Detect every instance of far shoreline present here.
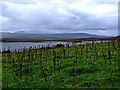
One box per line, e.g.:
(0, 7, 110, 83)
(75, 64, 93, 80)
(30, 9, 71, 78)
(1, 37, 117, 43)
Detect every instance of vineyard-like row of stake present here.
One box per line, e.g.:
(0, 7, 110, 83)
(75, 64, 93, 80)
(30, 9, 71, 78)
(2, 38, 120, 88)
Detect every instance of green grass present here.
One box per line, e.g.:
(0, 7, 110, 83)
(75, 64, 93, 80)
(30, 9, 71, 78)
(1, 41, 120, 88)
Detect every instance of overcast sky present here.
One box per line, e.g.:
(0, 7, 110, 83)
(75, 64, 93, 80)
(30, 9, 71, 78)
(1, 0, 119, 36)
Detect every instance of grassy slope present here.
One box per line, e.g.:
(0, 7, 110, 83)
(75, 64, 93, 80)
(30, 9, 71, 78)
(2, 42, 120, 88)
(0, 53, 2, 89)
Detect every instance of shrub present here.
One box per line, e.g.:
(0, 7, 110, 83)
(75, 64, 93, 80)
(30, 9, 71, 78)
(55, 44, 65, 48)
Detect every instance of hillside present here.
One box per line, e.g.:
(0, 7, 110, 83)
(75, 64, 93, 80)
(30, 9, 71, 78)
(1, 32, 105, 41)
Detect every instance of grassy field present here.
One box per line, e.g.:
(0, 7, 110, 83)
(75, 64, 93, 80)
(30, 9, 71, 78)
(1, 39, 120, 88)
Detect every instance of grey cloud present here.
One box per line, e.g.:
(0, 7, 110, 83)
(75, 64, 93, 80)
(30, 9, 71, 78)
(1, 0, 118, 36)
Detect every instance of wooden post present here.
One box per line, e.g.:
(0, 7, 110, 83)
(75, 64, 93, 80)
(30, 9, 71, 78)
(20, 63, 22, 81)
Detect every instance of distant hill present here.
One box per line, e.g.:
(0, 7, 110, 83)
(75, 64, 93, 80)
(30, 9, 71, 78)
(1, 32, 106, 41)
(115, 35, 120, 38)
